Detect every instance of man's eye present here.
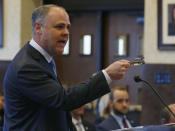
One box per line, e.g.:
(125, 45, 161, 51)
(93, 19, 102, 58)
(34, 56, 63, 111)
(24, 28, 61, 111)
(56, 25, 64, 29)
(67, 25, 70, 30)
(117, 99, 123, 103)
(116, 99, 129, 103)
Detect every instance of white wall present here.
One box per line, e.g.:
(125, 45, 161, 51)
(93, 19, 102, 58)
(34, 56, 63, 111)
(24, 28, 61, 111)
(144, 0, 175, 64)
(0, 0, 42, 60)
(0, 0, 21, 60)
(21, 0, 42, 47)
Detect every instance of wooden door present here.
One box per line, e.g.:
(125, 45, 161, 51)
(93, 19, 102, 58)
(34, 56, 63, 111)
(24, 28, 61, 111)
(103, 11, 144, 104)
(54, 11, 102, 88)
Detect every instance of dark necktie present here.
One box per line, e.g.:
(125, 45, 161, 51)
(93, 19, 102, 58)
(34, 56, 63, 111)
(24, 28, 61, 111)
(50, 59, 57, 77)
(122, 117, 128, 128)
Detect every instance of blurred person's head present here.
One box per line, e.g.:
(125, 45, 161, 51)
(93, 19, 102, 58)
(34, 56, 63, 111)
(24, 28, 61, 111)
(102, 97, 112, 119)
(72, 106, 85, 120)
(110, 86, 129, 116)
(160, 104, 175, 124)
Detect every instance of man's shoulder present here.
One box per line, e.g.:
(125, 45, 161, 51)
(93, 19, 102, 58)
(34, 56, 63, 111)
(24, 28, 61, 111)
(97, 115, 118, 127)
(12, 42, 44, 68)
(96, 115, 120, 131)
(82, 120, 96, 131)
(127, 117, 140, 127)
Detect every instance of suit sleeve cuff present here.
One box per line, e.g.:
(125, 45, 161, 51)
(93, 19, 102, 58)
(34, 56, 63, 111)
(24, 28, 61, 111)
(102, 70, 112, 85)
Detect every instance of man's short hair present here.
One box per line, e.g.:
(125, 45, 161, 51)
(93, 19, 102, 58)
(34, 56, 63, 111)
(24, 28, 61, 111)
(31, 4, 65, 33)
(110, 85, 128, 101)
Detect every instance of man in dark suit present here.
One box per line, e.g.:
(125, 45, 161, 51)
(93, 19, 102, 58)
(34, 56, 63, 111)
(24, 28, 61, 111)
(3, 4, 130, 131)
(72, 105, 96, 131)
(96, 86, 139, 131)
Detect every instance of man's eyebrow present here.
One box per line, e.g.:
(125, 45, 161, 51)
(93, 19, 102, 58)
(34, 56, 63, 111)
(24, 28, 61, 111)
(116, 98, 129, 101)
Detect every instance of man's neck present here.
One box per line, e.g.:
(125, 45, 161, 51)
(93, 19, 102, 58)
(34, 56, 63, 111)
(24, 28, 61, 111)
(113, 109, 126, 117)
(72, 115, 81, 121)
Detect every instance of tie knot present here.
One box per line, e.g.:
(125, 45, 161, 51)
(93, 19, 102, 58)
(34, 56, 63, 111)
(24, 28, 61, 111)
(50, 59, 55, 66)
(76, 122, 81, 125)
(122, 117, 126, 122)
(122, 117, 128, 128)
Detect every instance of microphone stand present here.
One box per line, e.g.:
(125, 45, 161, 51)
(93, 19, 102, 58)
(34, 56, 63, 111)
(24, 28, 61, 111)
(135, 76, 175, 119)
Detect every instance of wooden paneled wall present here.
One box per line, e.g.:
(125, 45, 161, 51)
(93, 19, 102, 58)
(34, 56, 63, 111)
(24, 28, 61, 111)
(43, 0, 144, 11)
(140, 64, 175, 125)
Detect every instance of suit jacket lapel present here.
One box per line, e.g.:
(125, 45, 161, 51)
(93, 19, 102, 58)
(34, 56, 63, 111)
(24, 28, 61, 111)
(110, 115, 122, 129)
(26, 43, 62, 84)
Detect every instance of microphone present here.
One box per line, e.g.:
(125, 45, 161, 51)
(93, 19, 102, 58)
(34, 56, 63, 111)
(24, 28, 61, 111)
(134, 76, 175, 119)
(134, 76, 142, 82)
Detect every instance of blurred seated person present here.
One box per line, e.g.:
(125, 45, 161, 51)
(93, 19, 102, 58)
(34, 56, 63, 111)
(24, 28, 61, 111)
(72, 105, 96, 131)
(0, 92, 4, 127)
(97, 93, 110, 117)
(94, 93, 112, 125)
(96, 86, 139, 131)
(160, 104, 175, 124)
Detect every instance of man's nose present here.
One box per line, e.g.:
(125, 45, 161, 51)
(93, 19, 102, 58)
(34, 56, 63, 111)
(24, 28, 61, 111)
(63, 28, 69, 36)
(122, 101, 128, 106)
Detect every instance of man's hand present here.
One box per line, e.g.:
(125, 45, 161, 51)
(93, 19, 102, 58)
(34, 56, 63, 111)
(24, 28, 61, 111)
(105, 60, 130, 80)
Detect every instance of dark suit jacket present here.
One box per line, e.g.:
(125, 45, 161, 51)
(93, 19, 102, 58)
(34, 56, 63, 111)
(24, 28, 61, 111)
(96, 114, 139, 131)
(3, 43, 110, 131)
(72, 120, 96, 131)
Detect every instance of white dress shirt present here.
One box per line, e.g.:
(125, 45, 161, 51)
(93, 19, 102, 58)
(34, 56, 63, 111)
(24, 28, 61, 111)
(29, 39, 52, 63)
(72, 117, 85, 131)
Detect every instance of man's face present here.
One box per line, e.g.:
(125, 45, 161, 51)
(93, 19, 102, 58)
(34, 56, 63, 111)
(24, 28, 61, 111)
(173, 9, 175, 20)
(39, 7, 70, 56)
(72, 106, 85, 116)
(112, 90, 129, 115)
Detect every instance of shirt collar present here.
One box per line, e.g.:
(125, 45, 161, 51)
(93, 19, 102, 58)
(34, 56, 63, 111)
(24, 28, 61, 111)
(111, 112, 125, 128)
(111, 112, 123, 122)
(111, 112, 132, 128)
(29, 38, 52, 63)
(72, 117, 82, 125)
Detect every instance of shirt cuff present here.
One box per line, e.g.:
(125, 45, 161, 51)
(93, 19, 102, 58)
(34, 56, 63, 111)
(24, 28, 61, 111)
(102, 70, 112, 85)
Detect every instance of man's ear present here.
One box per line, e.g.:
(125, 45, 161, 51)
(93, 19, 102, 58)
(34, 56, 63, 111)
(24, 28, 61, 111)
(33, 22, 42, 35)
(108, 100, 113, 107)
(108, 100, 113, 110)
